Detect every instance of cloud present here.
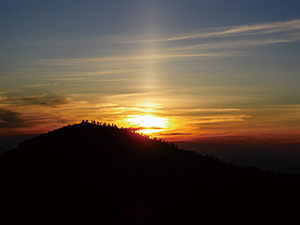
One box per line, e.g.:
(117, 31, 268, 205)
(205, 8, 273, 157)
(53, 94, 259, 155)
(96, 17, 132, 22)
(192, 115, 252, 124)
(0, 109, 26, 128)
(212, 18, 300, 36)
(36, 52, 223, 67)
(160, 132, 192, 136)
(173, 108, 242, 113)
(27, 83, 57, 88)
(122, 18, 300, 43)
(128, 126, 162, 132)
(33, 19, 300, 68)
(164, 37, 300, 53)
(38, 98, 72, 107)
(0, 94, 72, 108)
(0, 96, 7, 101)
(0, 94, 46, 103)
(73, 79, 127, 83)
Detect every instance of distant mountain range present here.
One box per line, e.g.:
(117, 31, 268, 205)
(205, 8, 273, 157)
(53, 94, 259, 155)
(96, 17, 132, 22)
(1, 121, 299, 224)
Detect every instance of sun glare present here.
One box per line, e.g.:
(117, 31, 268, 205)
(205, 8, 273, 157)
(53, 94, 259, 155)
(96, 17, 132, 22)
(127, 115, 168, 128)
(126, 115, 170, 135)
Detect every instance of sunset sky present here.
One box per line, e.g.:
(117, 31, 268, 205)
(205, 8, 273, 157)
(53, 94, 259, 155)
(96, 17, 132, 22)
(0, 0, 299, 161)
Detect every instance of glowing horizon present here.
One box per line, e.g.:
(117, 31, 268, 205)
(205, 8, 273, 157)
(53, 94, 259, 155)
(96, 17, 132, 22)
(126, 114, 170, 134)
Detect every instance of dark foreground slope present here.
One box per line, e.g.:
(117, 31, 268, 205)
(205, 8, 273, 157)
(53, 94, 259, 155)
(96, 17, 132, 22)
(1, 122, 299, 224)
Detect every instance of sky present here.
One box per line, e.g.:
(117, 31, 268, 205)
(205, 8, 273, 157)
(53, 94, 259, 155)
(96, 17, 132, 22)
(0, 0, 300, 172)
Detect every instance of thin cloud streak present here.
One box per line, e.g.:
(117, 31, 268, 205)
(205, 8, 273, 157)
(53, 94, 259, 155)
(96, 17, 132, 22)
(120, 18, 300, 43)
(27, 83, 58, 88)
(164, 37, 300, 53)
(173, 108, 242, 112)
(32, 19, 300, 69)
(36, 53, 224, 66)
(17, 17, 299, 48)
(192, 115, 252, 124)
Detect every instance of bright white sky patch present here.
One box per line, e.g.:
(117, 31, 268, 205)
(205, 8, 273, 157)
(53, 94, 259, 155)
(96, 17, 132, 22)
(127, 115, 169, 128)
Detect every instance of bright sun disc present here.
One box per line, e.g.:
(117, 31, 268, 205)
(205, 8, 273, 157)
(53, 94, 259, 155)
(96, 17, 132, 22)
(127, 115, 169, 129)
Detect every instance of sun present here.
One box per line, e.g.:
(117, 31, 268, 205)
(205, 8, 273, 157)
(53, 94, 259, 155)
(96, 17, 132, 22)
(127, 115, 168, 128)
(126, 115, 169, 134)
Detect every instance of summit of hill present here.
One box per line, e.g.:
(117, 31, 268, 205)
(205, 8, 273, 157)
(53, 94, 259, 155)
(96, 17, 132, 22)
(0, 121, 299, 224)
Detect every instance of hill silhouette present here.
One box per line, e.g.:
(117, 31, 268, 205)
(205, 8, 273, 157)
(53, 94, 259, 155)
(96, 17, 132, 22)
(1, 121, 299, 224)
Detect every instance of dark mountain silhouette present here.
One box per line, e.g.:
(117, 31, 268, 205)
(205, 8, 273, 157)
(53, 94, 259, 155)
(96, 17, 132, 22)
(1, 121, 299, 224)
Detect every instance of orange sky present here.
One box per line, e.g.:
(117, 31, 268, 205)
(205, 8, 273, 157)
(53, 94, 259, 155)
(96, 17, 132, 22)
(0, 1, 299, 149)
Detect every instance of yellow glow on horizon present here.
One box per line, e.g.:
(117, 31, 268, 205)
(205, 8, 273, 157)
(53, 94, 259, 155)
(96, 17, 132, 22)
(126, 114, 170, 135)
(127, 115, 169, 128)
(138, 129, 161, 135)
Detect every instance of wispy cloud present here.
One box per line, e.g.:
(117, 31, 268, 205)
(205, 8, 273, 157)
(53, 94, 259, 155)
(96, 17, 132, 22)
(192, 115, 252, 124)
(163, 36, 300, 53)
(121, 18, 300, 43)
(32, 19, 300, 69)
(173, 108, 242, 113)
(36, 52, 223, 66)
(159, 132, 192, 136)
(27, 83, 57, 88)
(0, 94, 73, 108)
